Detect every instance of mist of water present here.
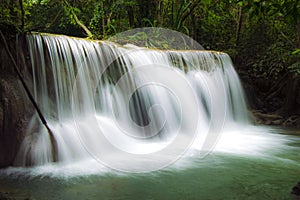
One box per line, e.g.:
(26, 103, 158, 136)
(12, 34, 290, 174)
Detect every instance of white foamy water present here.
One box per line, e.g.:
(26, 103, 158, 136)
(8, 33, 293, 175)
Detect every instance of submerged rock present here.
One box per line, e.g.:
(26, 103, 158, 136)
(0, 191, 32, 200)
(292, 182, 300, 199)
(0, 191, 15, 200)
(251, 110, 300, 128)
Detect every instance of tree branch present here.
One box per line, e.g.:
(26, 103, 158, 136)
(63, 0, 93, 38)
(18, 0, 25, 32)
(176, 0, 200, 30)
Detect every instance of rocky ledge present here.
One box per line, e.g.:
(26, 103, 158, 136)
(251, 110, 300, 129)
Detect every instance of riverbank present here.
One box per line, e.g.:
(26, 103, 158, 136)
(251, 110, 300, 129)
(0, 191, 31, 200)
(239, 68, 300, 130)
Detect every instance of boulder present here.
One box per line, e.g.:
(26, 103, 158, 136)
(292, 182, 300, 195)
(0, 73, 34, 168)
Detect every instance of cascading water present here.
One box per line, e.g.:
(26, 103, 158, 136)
(1, 31, 299, 200)
(12, 33, 288, 173)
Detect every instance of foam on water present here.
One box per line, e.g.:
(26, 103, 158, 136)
(3, 33, 295, 176)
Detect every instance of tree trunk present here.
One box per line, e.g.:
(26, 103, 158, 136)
(101, 1, 106, 37)
(127, 5, 135, 28)
(176, 0, 200, 31)
(155, 0, 163, 26)
(18, 0, 24, 32)
(137, 0, 154, 26)
(297, 19, 300, 49)
(236, 6, 243, 47)
(71, 10, 93, 38)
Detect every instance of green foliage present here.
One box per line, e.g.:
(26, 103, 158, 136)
(0, 0, 21, 33)
(89, 3, 104, 37)
(292, 48, 300, 55)
(109, 28, 182, 50)
(235, 0, 299, 79)
(288, 48, 300, 77)
(191, 0, 237, 51)
(288, 62, 300, 77)
(0, 0, 299, 78)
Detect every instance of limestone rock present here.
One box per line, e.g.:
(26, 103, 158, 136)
(0, 73, 34, 167)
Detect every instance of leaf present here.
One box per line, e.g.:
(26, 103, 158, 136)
(237, 1, 243, 7)
(288, 62, 300, 77)
(292, 49, 300, 55)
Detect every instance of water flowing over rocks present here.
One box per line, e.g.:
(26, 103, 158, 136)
(0, 33, 297, 170)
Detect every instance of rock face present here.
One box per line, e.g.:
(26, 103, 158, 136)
(0, 73, 34, 168)
(0, 38, 34, 168)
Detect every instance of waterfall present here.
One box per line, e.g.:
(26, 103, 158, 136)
(14, 33, 251, 172)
